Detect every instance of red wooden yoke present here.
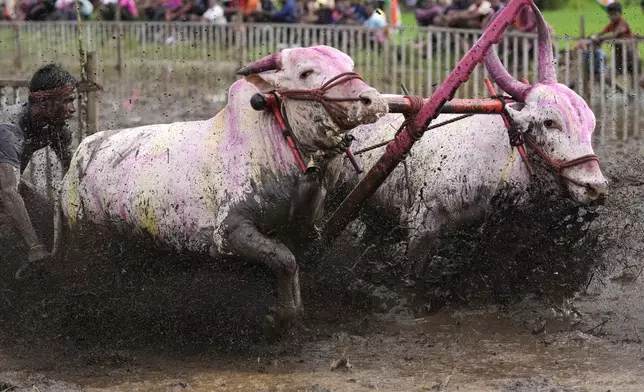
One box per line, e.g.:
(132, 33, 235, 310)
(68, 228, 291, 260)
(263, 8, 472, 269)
(247, 0, 540, 245)
(321, 0, 537, 243)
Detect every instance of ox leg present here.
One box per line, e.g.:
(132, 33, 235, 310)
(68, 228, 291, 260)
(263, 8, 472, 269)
(226, 220, 301, 335)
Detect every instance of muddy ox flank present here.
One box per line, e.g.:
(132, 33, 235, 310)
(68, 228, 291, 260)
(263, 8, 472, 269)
(54, 45, 388, 334)
(339, 3, 608, 271)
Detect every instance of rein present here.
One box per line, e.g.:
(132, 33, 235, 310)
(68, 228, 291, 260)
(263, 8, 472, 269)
(249, 71, 365, 174)
(274, 72, 365, 128)
(523, 133, 600, 188)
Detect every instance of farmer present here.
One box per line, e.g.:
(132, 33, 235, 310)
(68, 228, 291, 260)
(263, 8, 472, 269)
(591, 2, 642, 86)
(0, 63, 77, 280)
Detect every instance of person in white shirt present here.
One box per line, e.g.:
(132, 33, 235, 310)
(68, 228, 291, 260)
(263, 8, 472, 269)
(202, 0, 226, 23)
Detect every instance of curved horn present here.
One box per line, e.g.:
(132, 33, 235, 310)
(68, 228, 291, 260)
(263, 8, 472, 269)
(531, 3, 557, 83)
(483, 9, 531, 101)
(236, 53, 282, 76)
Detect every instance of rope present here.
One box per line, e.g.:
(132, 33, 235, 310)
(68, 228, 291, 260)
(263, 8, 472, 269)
(353, 114, 473, 156)
(275, 72, 365, 128)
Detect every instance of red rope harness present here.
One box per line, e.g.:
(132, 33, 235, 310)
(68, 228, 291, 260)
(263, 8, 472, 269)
(250, 71, 366, 173)
(523, 133, 600, 188)
(484, 79, 600, 188)
(273, 72, 366, 128)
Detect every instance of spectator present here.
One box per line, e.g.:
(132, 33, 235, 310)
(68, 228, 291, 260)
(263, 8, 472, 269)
(348, 0, 368, 23)
(488, 0, 502, 13)
(23, 0, 57, 20)
(414, 0, 445, 27)
(141, 0, 166, 20)
(312, 0, 333, 24)
(298, 0, 320, 23)
(363, 2, 385, 29)
(165, 0, 207, 21)
(440, 0, 467, 15)
(333, 0, 358, 24)
(263, 0, 296, 23)
(590, 2, 641, 82)
(202, 0, 226, 23)
(435, 0, 491, 29)
(99, 0, 137, 20)
(362, 2, 386, 47)
(53, 0, 93, 20)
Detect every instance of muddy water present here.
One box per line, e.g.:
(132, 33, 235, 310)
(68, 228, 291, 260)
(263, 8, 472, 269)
(1, 308, 643, 392)
(2, 92, 644, 392)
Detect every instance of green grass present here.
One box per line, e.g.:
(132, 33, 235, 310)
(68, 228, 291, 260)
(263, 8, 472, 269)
(541, 0, 643, 38)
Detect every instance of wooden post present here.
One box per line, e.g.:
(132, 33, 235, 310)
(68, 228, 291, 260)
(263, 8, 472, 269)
(85, 52, 98, 135)
(234, 7, 245, 70)
(75, 0, 88, 143)
(115, 3, 123, 76)
(579, 15, 585, 39)
(13, 28, 21, 70)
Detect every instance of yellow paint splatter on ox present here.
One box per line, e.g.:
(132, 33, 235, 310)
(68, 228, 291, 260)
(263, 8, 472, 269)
(66, 172, 81, 227)
(135, 196, 159, 238)
(500, 148, 519, 184)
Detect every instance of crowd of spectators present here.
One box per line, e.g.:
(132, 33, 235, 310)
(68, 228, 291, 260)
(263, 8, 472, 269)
(413, 0, 535, 33)
(1, 0, 396, 30)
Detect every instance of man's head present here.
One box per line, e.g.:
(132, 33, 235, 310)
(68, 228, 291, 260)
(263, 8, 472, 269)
(607, 2, 622, 22)
(364, 2, 374, 16)
(28, 63, 77, 127)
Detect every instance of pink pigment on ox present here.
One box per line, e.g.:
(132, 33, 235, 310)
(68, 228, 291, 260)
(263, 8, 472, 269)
(56, 44, 390, 259)
(532, 84, 595, 144)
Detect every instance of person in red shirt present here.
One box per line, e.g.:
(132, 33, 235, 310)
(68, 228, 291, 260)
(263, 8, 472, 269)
(591, 2, 641, 84)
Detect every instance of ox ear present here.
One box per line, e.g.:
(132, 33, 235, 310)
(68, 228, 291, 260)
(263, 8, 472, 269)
(245, 71, 283, 93)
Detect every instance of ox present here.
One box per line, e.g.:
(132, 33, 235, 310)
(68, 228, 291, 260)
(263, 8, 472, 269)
(46, 45, 388, 334)
(338, 3, 609, 281)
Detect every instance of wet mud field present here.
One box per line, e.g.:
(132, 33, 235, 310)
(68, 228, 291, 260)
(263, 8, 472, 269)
(1, 91, 644, 391)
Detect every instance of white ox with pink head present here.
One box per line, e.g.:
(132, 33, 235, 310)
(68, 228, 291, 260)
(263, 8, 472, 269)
(340, 3, 609, 278)
(51, 45, 388, 335)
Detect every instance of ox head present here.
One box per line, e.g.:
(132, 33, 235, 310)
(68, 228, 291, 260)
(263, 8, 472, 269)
(485, 4, 609, 204)
(236, 45, 388, 152)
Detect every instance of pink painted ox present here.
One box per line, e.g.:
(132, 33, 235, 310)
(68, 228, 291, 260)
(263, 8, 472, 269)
(338, 3, 609, 280)
(50, 45, 388, 334)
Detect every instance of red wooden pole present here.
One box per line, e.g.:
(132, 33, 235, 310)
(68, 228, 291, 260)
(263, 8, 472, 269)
(321, 0, 534, 243)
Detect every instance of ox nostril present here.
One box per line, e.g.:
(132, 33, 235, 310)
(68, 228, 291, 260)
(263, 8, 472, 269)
(360, 96, 372, 106)
(586, 182, 609, 201)
(587, 186, 599, 200)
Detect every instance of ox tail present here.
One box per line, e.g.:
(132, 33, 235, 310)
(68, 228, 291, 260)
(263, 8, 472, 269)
(52, 188, 64, 258)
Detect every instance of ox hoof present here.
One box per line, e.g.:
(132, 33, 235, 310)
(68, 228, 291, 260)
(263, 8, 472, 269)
(262, 307, 297, 338)
(15, 245, 52, 280)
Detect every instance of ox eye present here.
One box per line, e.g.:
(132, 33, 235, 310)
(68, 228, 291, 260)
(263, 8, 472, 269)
(544, 120, 557, 129)
(299, 70, 314, 80)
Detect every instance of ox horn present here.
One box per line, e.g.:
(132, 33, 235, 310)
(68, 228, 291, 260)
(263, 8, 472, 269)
(531, 3, 557, 84)
(483, 9, 531, 101)
(236, 53, 282, 76)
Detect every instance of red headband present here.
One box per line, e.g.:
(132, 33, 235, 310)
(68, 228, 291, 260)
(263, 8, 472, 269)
(29, 85, 76, 101)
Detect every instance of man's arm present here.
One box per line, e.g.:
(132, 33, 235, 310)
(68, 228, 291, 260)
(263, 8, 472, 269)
(0, 163, 41, 248)
(594, 22, 627, 42)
